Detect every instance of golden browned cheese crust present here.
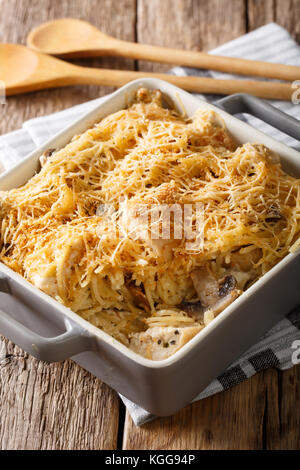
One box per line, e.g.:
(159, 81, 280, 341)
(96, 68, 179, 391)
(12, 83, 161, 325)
(0, 88, 299, 359)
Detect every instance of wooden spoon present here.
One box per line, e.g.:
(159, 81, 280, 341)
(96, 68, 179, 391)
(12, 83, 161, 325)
(0, 43, 293, 100)
(27, 18, 300, 82)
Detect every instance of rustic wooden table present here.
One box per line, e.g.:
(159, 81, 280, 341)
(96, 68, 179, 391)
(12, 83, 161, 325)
(0, 0, 299, 450)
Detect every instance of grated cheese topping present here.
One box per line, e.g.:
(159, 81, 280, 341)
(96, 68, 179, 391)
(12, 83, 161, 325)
(0, 88, 299, 357)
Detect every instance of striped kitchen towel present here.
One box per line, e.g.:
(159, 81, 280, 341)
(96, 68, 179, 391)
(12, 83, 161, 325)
(0, 23, 300, 425)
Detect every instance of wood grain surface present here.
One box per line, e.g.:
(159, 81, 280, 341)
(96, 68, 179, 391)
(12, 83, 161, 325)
(0, 0, 137, 451)
(0, 0, 299, 450)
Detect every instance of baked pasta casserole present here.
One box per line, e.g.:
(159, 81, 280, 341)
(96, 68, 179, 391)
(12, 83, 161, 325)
(0, 89, 299, 360)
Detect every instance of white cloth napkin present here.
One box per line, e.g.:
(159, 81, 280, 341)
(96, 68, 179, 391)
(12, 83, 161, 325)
(0, 23, 300, 426)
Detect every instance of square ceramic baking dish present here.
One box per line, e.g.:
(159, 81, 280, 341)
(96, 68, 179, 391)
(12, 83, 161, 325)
(0, 79, 300, 417)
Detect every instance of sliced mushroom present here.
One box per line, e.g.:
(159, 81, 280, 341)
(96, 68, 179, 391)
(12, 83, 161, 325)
(209, 289, 240, 316)
(127, 282, 150, 312)
(179, 300, 204, 322)
(265, 204, 283, 224)
(39, 148, 56, 168)
(190, 266, 219, 307)
(180, 300, 203, 315)
(219, 275, 237, 297)
(191, 267, 240, 319)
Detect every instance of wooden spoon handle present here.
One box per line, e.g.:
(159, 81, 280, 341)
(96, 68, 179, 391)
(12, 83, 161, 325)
(106, 40, 300, 82)
(70, 67, 292, 101)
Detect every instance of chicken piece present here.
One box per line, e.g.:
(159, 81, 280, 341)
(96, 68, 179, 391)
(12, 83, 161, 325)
(51, 185, 75, 215)
(230, 248, 261, 272)
(146, 180, 179, 205)
(147, 238, 178, 261)
(121, 197, 179, 260)
(27, 237, 84, 301)
(157, 272, 194, 306)
(29, 262, 58, 298)
(226, 248, 261, 290)
(229, 269, 254, 290)
(55, 237, 84, 298)
(136, 88, 162, 105)
(123, 180, 181, 260)
(129, 325, 203, 361)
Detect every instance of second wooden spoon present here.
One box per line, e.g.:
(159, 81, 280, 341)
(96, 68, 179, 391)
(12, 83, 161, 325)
(0, 43, 293, 100)
(27, 18, 300, 82)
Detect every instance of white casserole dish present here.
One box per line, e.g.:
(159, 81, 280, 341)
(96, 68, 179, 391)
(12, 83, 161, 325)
(0, 78, 300, 416)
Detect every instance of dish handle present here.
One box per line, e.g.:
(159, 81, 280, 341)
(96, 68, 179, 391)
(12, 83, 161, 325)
(215, 93, 300, 141)
(0, 274, 94, 362)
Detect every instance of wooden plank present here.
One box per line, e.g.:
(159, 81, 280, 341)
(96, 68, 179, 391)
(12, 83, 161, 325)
(123, 370, 279, 450)
(124, 0, 300, 450)
(0, 0, 137, 133)
(136, 0, 247, 73)
(247, 0, 300, 450)
(266, 366, 300, 449)
(1, 0, 299, 451)
(247, 0, 275, 30)
(275, 0, 300, 42)
(124, 0, 256, 450)
(0, 337, 120, 450)
(0, 0, 137, 450)
(248, 0, 300, 40)
(123, 366, 300, 449)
